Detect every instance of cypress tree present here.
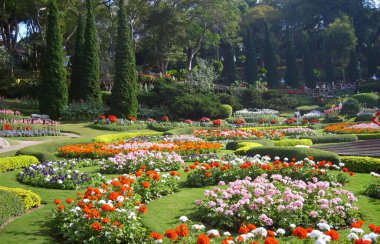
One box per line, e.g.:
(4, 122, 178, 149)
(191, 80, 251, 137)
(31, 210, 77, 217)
(347, 48, 360, 82)
(39, 0, 68, 119)
(69, 14, 85, 101)
(284, 32, 299, 88)
(324, 43, 336, 83)
(303, 33, 316, 88)
(263, 23, 279, 88)
(244, 27, 258, 85)
(109, 0, 138, 117)
(82, 0, 101, 103)
(221, 40, 236, 84)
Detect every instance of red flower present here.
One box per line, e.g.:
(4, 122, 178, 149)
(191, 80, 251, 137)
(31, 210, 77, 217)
(238, 225, 249, 234)
(264, 237, 279, 244)
(65, 198, 73, 204)
(259, 119, 265, 124)
(101, 217, 110, 224)
(351, 220, 365, 228)
(98, 115, 106, 120)
(349, 171, 354, 176)
(342, 167, 349, 172)
(57, 205, 65, 211)
(142, 181, 150, 188)
(325, 230, 339, 241)
(150, 232, 163, 240)
(355, 239, 372, 244)
(270, 119, 277, 124)
(292, 227, 308, 239)
(197, 234, 210, 244)
(91, 222, 102, 231)
(164, 229, 178, 241)
(128, 116, 137, 121)
(108, 115, 117, 123)
(175, 224, 189, 237)
(138, 205, 147, 214)
(53, 199, 61, 205)
(161, 115, 169, 122)
(212, 119, 222, 126)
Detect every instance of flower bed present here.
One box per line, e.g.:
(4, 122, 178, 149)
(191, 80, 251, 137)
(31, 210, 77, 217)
(324, 122, 380, 134)
(18, 159, 105, 190)
(0, 118, 61, 137)
(279, 127, 316, 137)
(185, 155, 350, 187)
(162, 135, 203, 142)
(58, 141, 222, 158)
(192, 129, 284, 141)
(194, 174, 360, 230)
(52, 170, 180, 243)
(100, 151, 185, 173)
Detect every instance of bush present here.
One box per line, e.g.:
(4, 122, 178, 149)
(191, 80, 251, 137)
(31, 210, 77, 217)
(217, 93, 243, 110)
(221, 104, 233, 118)
(0, 156, 39, 173)
(101, 91, 111, 106)
(355, 113, 373, 122)
(15, 149, 57, 162)
(340, 156, 380, 173)
(94, 131, 163, 143)
(363, 176, 380, 199)
(62, 101, 104, 121)
(226, 139, 274, 150)
(164, 127, 195, 135)
(274, 139, 313, 147)
(0, 186, 41, 210)
(301, 134, 358, 144)
(323, 117, 344, 123)
(91, 123, 147, 132)
(234, 142, 263, 155)
(359, 81, 380, 93)
(0, 190, 25, 226)
(295, 105, 320, 114)
(352, 93, 379, 108)
(243, 146, 340, 164)
(356, 134, 380, 140)
(341, 99, 361, 118)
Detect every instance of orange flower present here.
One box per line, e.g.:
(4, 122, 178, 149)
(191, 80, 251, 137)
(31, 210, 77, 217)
(138, 205, 147, 214)
(164, 229, 178, 241)
(349, 171, 354, 176)
(101, 217, 110, 224)
(150, 232, 163, 240)
(292, 227, 307, 239)
(170, 171, 176, 176)
(142, 181, 150, 188)
(197, 234, 210, 244)
(175, 224, 189, 237)
(65, 198, 73, 204)
(325, 230, 339, 241)
(91, 222, 102, 232)
(267, 230, 276, 237)
(351, 220, 365, 228)
(236, 235, 245, 242)
(53, 199, 61, 205)
(204, 172, 211, 178)
(238, 225, 249, 234)
(264, 237, 279, 244)
(57, 205, 65, 211)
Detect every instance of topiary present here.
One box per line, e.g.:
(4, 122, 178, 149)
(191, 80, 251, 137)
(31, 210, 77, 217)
(220, 104, 233, 118)
(274, 139, 313, 147)
(341, 99, 361, 118)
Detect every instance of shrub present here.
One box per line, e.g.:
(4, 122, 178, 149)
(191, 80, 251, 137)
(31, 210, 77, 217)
(217, 93, 243, 110)
(91, 123, 147, 132)
(356, 133, 380, 140)
(0, 186, 41, 210)
(355, 113, 374, 122)
(164, 127, 195, 135)
(62, 101, 104, 121)
(0, 156, 39, 173)
(363, 175, 380, 199)
(226, 139, 274, 150)
(295, 105, 320, 114)
(341, 99, 361, 118)
(15, 149, 57, 162)
(0, 190, 25, 226)
(301, 134, 358, 144)
(221, 104, 233, 118)
(274, 139, 313, 147)
(340, 156, 380, 173)
(352, 93, 379, 108)
(94, 131, 163, 143)
(234, 142, 263, 155)
(243, 147, 340, 164)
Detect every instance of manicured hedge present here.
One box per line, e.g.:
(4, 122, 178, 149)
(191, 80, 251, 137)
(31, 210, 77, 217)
(226, 139, 274, 150)
(243, 147, 340, 164)
(274, 139, 313, 147)
(91, 123, 147, 131)
(301, 134, 358, 144)
(0, 156, 39, 173)
(15, 149, 57, 162)
(0, 186, 41, 210)
(0, 190, 25, 226)
(234, 142, 263, 155)
(340, 156, 380, 173)
(355, 134, 380, 140)
(94, 131, 163, 143)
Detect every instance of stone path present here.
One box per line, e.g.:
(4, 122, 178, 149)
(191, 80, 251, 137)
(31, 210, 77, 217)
(313, 139, 380, 158)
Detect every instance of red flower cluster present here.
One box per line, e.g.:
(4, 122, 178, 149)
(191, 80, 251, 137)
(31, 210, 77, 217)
(108, 115, 117, 123)
(234, 119, 246, 125)
(128, 116, 137, 121)
(161, 115, 169, 122)
(212, 119, 222, 126)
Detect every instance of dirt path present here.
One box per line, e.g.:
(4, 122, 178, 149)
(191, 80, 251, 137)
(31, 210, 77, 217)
(0, 132, 80, 154)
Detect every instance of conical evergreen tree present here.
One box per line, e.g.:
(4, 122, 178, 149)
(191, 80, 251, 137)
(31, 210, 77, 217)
(221, 40, 236, 84)
(39, 0, 68, 119)
(284, 32, 299, 88)
(303, 33, 316, 88)
(69, 14, 85, 101)
(82, 0, 101, 103)
(110, 0, 138, 117)
(263, 23, 279, 88)
(347, 48, 361, 82)
(244, 27, 258, 85)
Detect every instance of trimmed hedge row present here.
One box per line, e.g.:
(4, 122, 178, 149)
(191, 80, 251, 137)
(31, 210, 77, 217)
(0, 186, 41, 210)
(15, 149, 57, 162)
(0, 190, 25, 226)
(0, 156, 39, 173)
(301, 134, 358, 144)
(234, 142, 263, 155)
(340, 156, 380, 173)
(274, 139, 313, 147)
(226, 139, 274, 150)
(91, 123, 147, 131)
(94, 131, 163, 143)
(355, 134, 380, 140)
(243, 147, 340, 164)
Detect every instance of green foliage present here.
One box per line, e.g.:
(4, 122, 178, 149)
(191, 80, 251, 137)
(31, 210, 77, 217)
(234, 142, 263, 155)
(302, 134, 358, 144)
(62, 101, 104, 121)
(82, 0, 101, 103)
(109, 0, 138, 117)
(356, 134, 380, 140)
(226, 139, 274, 150)
(91, 123, 147, 132)
(363, 177, 380, 199)
(15, 149, 57, 162)
(221, 104, 233, 118)
(359, 81, 380, 93)
(244, 27, 258, 84)
(341, 99, 361, 118)
(94, 131, 163, 143)
(302, 33, 316, 88)
(243, 146, 340, 164)
(239, 88, 298, 110)
(0, 186, 41, 210)
(0, 156, 39, 173)
(274, 139, 313, 147)
(0, 190, 25, 226)
(284, 33, 299, 88)
(296, 105, 320, 114)
(263, 24, 279, 88)
(355, 113, 373, 122)
(39, 0, 68, 119)
(352, 93, 379, 108)
(340, 156, 380, 173)
(217, 93, 243, 111)
(69, 15, 85, 101)
(221, 41, 236, 84)
(347, 49, 361, 82)
(190, 58, 218, 91)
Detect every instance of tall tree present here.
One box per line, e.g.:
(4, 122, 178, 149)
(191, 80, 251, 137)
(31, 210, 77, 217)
(284, 32, 299, 87)
(347, 49, 361, 82)
(302, 33, 316, 88)
(221, 40, 237, 84)
(69, 15, 85, 101)
(263, 23, 279, 88)
(324, 43, 336, 83)
(244, 26, 258, 84)
(82, 0, 101, 103)
(109, 0, 138, 117)
(39, 0, 68, 119)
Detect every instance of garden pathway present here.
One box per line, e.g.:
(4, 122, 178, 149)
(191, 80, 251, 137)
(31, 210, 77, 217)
(313, 139, 380, 158)
(0, 133, 80, 154)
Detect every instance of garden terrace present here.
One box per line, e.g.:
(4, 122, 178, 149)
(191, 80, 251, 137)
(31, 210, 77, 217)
(314, 139, 380, 158)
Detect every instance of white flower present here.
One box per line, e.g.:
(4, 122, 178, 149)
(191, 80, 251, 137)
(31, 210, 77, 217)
(58, 180, 63, 184)
(314, 238, 327, 244)
(347, 233, 359, 241)
(317, 222, 331, 231)
(276, 228, 285, 235)
(290, 224, 296, 228)
(116, 196, 124, 202)
(223, 231, 231, 236)
(154, 240, 163, 243)
(252, 227, 267, 237)
(191, 224, 205, 231)
(308, 230, 323, 239)
(284, 157, 288, 161)
(339, 163, 345, 167)
(364, 232, 378, 241)
(274, 156, 280, 160)
(98, 199, 106, 205)
(350, 228, 364, 234)
(206, 229, 220, 237)
(179, 216, 188, 222)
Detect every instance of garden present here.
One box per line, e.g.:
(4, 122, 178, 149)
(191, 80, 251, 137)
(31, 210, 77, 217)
(1, 0, 380, 243)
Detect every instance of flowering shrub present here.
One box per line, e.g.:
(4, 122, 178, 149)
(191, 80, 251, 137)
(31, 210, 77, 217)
(279, 127, 316, 137)
(52, 170, 180, 243)
(100, 151, 185, 173)
(199, 117, 211, 122)
(195, 174, 360, 230)
(363, 172, 380, 199)
(192, 129, 284, 141)
(233, 119, 246, 125)
(185, 155, 349, 187)
(161, 115, 169, 122)
(324, 122, 380, 134)
(18, 159, 105, 190)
